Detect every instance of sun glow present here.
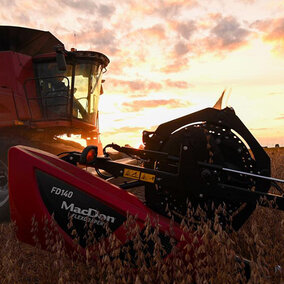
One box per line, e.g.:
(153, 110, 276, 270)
(3, 0, 283, 148)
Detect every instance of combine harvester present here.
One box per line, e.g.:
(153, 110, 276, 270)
(4, 26, 284, 277)
(0, 26, 109, 220)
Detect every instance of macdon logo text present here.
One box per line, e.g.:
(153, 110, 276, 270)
(61, 201, 116, 224)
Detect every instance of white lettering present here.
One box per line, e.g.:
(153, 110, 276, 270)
(88, 208, 98, 218)
(50, 187, 73, 198)
(60, 201, 116, 225)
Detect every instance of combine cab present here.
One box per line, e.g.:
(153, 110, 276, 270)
(0, 26, 109, 220)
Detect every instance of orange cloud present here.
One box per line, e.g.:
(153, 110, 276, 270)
(127, 0, 197, 18)
(122, 99, 190, 112)
(169, 20, 197, 40)
(164, 79, 191, 88)
(105, 78, 191, 94)
(105, 78, 162, 94)
(252, 18, 284, 53)
(160, 58, 189, 73)
(276, 115, 284, 120)
(137, 25, 166, 40)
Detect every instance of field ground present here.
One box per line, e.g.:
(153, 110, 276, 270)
(0, 147, 283, 283)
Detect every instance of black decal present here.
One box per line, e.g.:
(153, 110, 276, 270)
(36, 170, 126, 247)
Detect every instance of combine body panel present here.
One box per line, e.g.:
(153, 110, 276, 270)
(0, 51, 36, 123)
(0, 26, 109, 220)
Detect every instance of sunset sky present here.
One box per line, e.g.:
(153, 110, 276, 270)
(1, 0, 284, 147)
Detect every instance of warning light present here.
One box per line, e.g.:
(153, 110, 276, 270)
(80, 146, 98, 165)
(86, 149, 96, 164)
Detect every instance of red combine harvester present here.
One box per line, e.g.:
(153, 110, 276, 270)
(0, 26, 109, 220)
(3, 26, 284, 279)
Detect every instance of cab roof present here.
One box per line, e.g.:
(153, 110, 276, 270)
(0, 26, 64, 56)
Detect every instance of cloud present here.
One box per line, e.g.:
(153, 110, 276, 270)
(122, 24, 166, 44)
(98, 4, 116, 17)
(164, 79, 191, 89)
(105, 78, 163, 94)
(171, 20, 197, 40)
(207, 16, 250, 51)
(1, 0, 15, 7)
(156, 0, 198, 18)
(237, 0, 256, 3)
(62, 28, 119, 55)
(249, 128, 269, 131)
(174, 41, 190, 56)
(127, 0, 197, 18)
(160, 58, 189, 73)
(60, 0, 97, 12)
(122, 99, 190, 112)
(105, 78, 190, 94)
(148, 82, 164, 91)
(252, 18, 284, 52)
(139, 25, 166, 40)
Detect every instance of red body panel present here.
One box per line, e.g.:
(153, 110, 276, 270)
(0, 52, 33, 122)
(8, 146, 193, 257)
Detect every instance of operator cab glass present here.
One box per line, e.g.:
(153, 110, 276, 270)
(73, 62, 103, 124)
(34, 59, 103, 124)
(35, 62, 71, 120)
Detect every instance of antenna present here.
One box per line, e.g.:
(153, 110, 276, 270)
(73, 33, 77, 48)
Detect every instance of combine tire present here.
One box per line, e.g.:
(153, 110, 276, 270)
(0, 159, 9, 222)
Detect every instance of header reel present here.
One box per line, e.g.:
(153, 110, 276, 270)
(62, 107, 284, 231)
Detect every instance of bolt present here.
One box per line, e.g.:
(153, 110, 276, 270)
(69, 156, 73, 160)
(199, 194, 203, 198)
(159, 140, 163, 144)
(183, 146, 188, 151)
(120, 170, 123, 174)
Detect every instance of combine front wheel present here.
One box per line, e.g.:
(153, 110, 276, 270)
(0, 159, 9, 222)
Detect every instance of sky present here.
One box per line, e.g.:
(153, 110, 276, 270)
(1, 0, 284, 147)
